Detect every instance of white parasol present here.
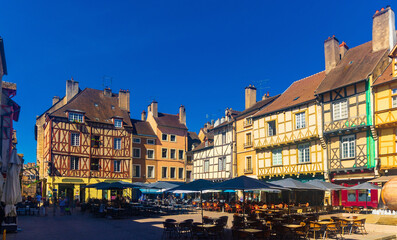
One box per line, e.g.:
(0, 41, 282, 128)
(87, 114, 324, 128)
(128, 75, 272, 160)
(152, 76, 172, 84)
(1, 149, 22, 217)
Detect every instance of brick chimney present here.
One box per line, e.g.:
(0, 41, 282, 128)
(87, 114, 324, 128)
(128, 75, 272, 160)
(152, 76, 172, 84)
(339, 41, 349, 59)
(65, 79, 79, 103)
(141, 110, 146, 121)
(324, 36, 340, 74)
(118, 89, 130, 112)
(245, 85, 257, 109)
(179, 105, 186, 125)
(52, 96, 60, 105)
(149, 101, 158, 118)
(104, 87, 112, 97)
(373, 7, 396, 52)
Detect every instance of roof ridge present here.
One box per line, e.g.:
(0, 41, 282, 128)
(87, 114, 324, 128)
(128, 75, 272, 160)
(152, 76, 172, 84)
(293, 70, 326, 84)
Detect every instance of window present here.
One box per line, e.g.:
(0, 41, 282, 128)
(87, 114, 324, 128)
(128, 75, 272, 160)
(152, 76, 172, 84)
(147, 149, 154, 159)
(245, 118, 252, 126)
(347, 190, 357, 202)
(162, 134, 168, 141)
(222, 132, 226, 144)
(170, 167, 176, 179)
(204, 160, 209, 172)
(246, 156, 252, 170)
(162, 148, 168, 158)
(70, 156, 79, 170)
(114, 119, 123, 128)
(91, 135, 100, 148)
(298, 143, 310, 163)
(333, 99, 348, 120)
(114, 160, 121, 172)
(218, 157, 226, 171)
(133, 165, 141, 177)
(272, 149, 282, 166)
(178, 150, 184, 160)
(90, 158, 100, 171)
(69, 112, 84, 123)
(71, 133, 80, 146)
(133, 138, 141, 143)
(358, 190, 371, 202)
(178, 168, 183, 179)
(133, 148, 141, 158)
(170, 135, 176, 142)
(147, 139, 155, 145)
(341, 135, 355, 159)
(392, 89, 397, 108)
(147, 166, 155, 178)
(268, 121, 276, 136)
(245, 133, 252, 146)
(162, 167, 168, 178)
(170, 149, 176, 159)
(295, 112, 306, 129)
(114, 138, 121, 150)
(186, 171, 191, 180)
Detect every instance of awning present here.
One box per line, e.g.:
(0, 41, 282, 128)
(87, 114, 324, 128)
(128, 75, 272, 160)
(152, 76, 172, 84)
(332, 173, 375, 181)
(368, 175, 397, 183)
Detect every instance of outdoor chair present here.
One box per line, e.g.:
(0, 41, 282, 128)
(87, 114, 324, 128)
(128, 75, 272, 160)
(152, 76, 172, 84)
(207, 225, 224, 240)
(165, 218, 177, 223)
(219, 216, 228, 227)
(178, 221, 193, 239)
(162, 222, 179, 240)
(344, 207, 353, 213)
(352, 219, 367, 235)
(308, 221, 322, 240)
(295, 222, 310, 240)
(192, 223, 207, 240)
(352, 206, 361, 214)
(323, 222, 342, 240)
(212, 203, 221, 212)
(338, 219, 351, 235)
(224, 203, 233, 213)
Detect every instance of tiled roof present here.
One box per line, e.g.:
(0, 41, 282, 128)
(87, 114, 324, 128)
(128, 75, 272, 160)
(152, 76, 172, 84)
(188, 131, 201, 151)
(316, 41, 388, 94)
(155, 112, 187, 129)
(254, 71, 325, 117)
(2, 81, 16, 90)
(235, 95, 280, 120)
(192, 141, 214, 152)
(50, 88, 132, 126)
(131, 119, 156, 136)
(373, 63, 395, 86)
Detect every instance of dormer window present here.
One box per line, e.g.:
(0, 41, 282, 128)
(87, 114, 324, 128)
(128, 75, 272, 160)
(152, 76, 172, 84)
(69, 112, 84, 123)
(114, 119, 123, 128)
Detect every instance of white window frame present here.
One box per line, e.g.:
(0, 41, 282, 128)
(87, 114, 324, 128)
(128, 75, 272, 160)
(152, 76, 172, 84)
(162, 134, 168, 141)
(162, 167, 168, 178)
(133, 138, 141, 144)
(298, 143, 310, 163)
(114, 119, 123, 128)
(268, 121, 276, 136)
(147, 165, 155, 178)
(170, 167, 176, 179)
(133, 164, 141, 178)
(114, 138, 121, 150)
(272, 149, 282, 166)
(218, 158, 224, 171)
(133, 148, 141, 158)
(162, 148, 168, 159)
(341, 135, 355, 159)
(70, 156, 79, 170)
(147, 139, 155, 145)
(170, 149, 176, 159)
(178, 168, 184, 179)
(68, 112, 84, 123)
(333, 99, 348, 121)
(221, 132, 226, 144)
(114, 160, 121, 172)
(392, 89, 397, 108)
(295, 112, 306, 129)
(170, 134, 176, 142)
(204, 160, 209, 173)
(71, 133, 80, 146)
(147, 149, 155, 159)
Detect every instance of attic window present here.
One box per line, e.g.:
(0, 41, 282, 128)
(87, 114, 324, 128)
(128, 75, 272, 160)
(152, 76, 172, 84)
(114, 119, 123, 128)
(94, 103, 98, 107)
(69, 112, 84, 123)
(111, 105, 115, 110)
(349, 61, 353, 65)
(293, 97, 300, 101)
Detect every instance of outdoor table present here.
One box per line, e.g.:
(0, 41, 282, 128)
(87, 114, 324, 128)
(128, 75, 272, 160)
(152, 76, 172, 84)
(196, 224, 216, 229)
(239, 228, 262, 233)
(339, 217, 366, 234)
(316, 221, 333, 239)
(283, 224, 302, 229)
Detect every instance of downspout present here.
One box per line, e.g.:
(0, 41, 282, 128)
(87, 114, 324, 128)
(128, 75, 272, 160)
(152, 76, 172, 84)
(233, 120, 237, 178)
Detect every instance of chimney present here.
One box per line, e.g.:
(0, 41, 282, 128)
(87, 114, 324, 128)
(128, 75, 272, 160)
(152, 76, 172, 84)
(52, 96, 60, 105)
(339, 42, 349, 59)
(245, 85, 257, 109)
(179, 105, 186, 125)
(104, 87, 112, 97)
(65, 79, 79, 103)
(141, 110, 146, 121)
(373, 7, 396, 52)
(324, 36, 340, 74)
(149, 101, 158, 118)
(118, 89, 130, 112)
(262, 91, 270, 100)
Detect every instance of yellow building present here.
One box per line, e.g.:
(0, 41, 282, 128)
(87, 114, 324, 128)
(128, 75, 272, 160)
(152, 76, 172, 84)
(235, 85, 279, 178)
(253, 72, 327, 181)
(372, 45, 397, 181)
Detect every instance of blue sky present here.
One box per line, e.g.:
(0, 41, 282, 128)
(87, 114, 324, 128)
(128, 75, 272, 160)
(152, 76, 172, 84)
(0, 1, 393, 163)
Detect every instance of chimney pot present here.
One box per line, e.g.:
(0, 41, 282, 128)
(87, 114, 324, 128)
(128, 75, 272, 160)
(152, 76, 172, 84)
(245, 85, 257, 109)
(141, 110, 146, 121)
(52, 96, 60, 105)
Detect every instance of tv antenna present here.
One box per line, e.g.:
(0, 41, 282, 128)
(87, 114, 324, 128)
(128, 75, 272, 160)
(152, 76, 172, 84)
(253, 79, 270, 99)
(102, 75, 113, 89)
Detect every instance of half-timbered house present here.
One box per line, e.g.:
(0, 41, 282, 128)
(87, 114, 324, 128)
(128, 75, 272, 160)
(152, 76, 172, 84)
(235, 85, 279, 178)
(36, 80, 133, 201)
(315, 7, 395, 207)
(253, 72, 326, 181)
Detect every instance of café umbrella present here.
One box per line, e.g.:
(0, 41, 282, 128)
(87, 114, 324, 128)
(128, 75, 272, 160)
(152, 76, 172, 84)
(167, 179, 217, 222)
(1, 149, 22, 217)
(306, 179, 346, 190)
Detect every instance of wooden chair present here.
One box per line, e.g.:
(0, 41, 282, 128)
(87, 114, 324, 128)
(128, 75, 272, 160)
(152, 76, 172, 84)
(352, 219, 367, 235)
(224, 203, 233, 213)
(235, 204, 243, 214)
(324, 222, 342, 240)
(352, 206, 361, 214)
(212, 202, 221, 212)
(308, 221, 321, 240)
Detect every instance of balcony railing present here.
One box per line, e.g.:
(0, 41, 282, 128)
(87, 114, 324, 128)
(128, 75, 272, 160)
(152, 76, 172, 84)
(244, 168, 253, 174)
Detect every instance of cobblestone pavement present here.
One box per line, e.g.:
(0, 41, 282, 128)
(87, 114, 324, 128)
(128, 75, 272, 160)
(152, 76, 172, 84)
(3, 208, 397, 240)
